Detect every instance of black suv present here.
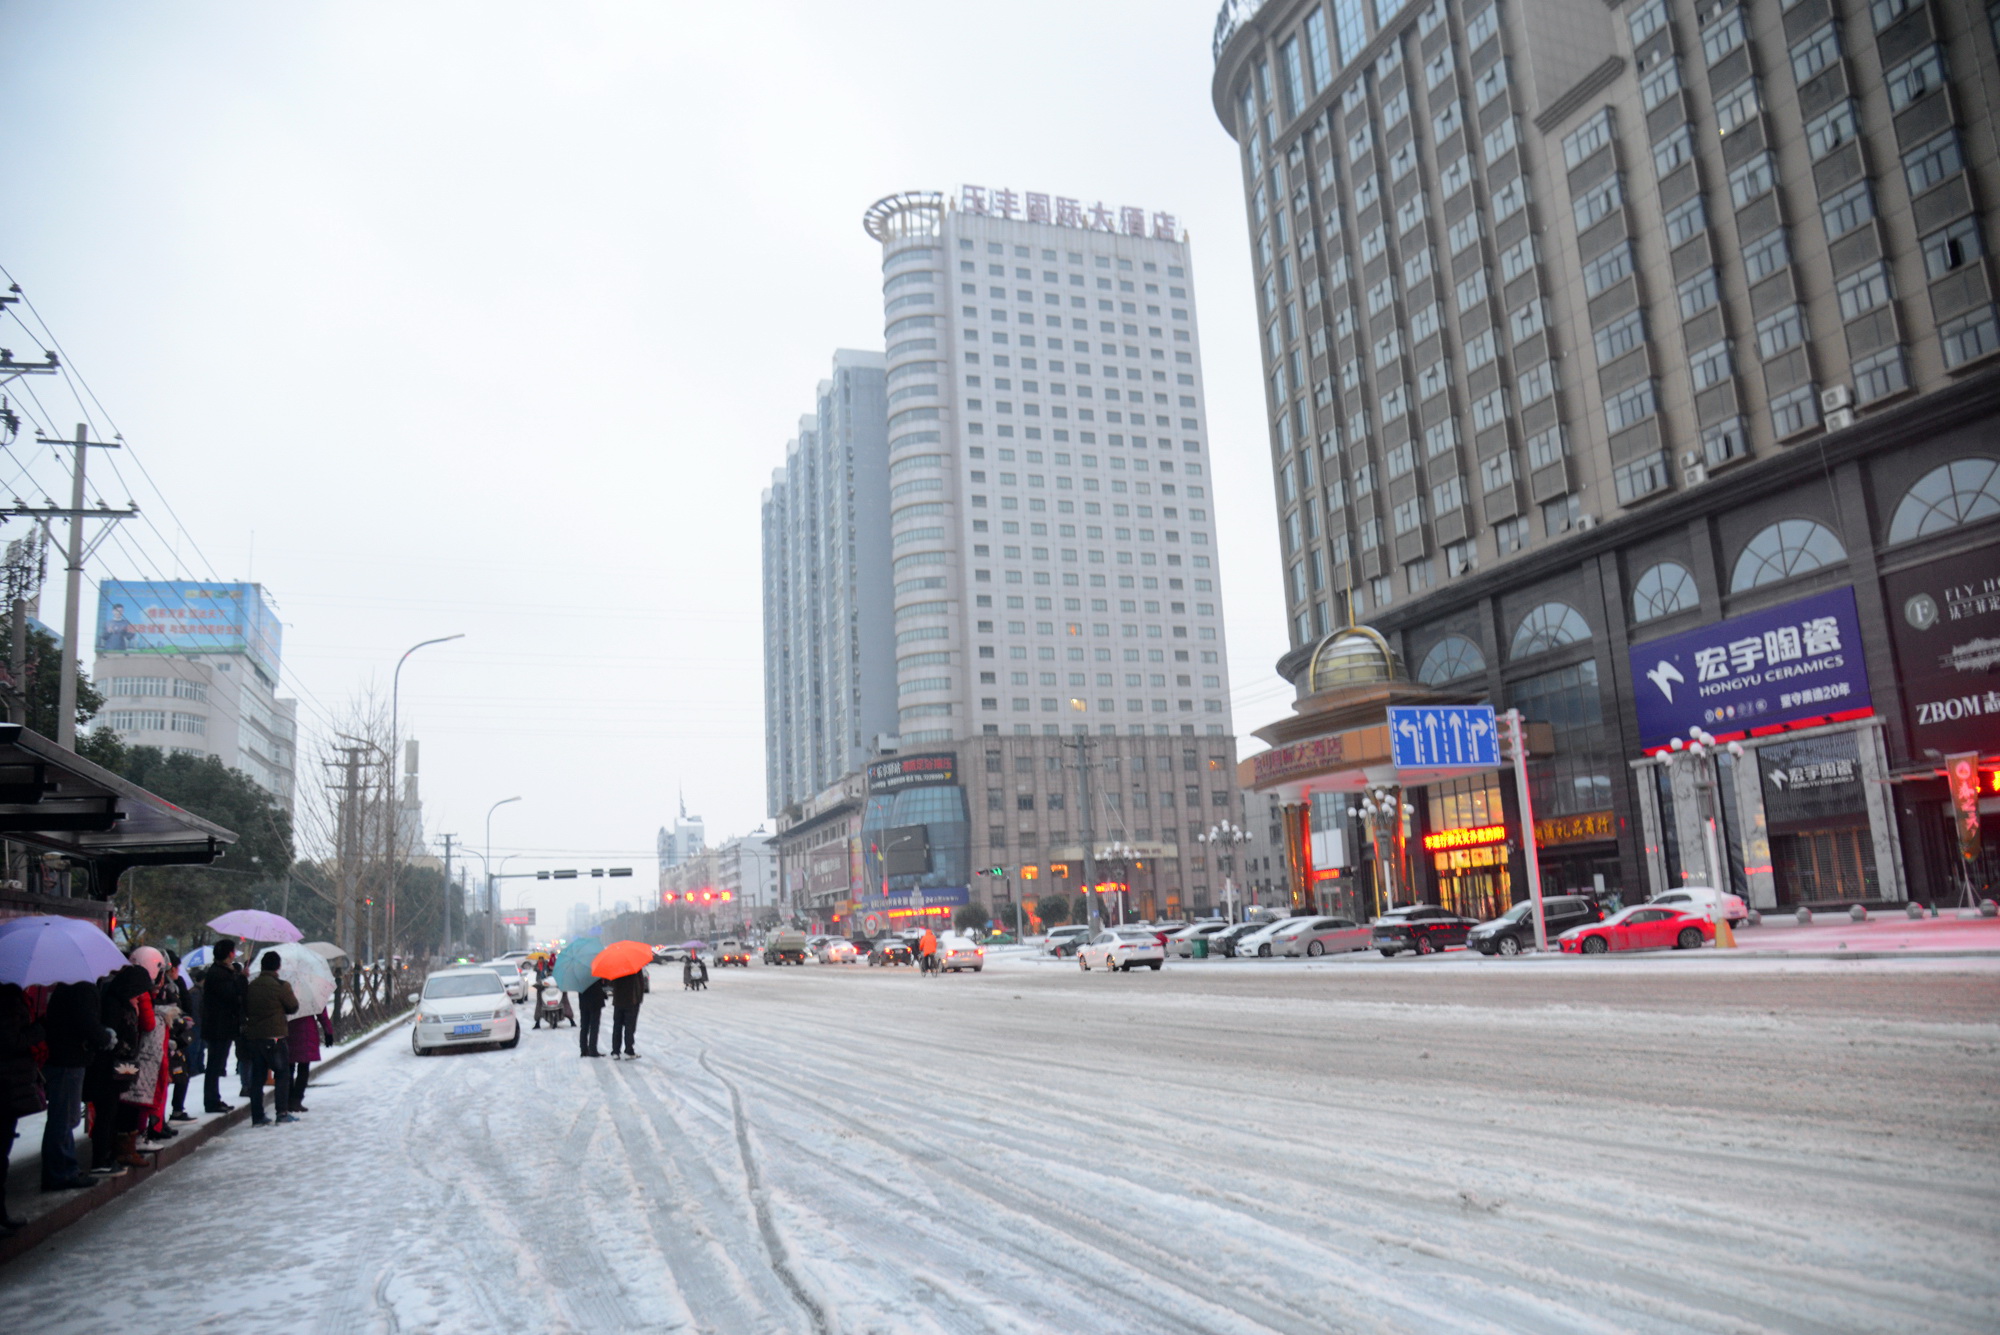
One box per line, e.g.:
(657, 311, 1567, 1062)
(867, 938, 914, 967)
(1467, 896, 1605, 956)
(1371, 905, 1478, 956)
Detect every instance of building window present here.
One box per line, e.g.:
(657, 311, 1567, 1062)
(1942, 306, 2000, 369)
(1727, 153, 1776, 208)
(1404, 558, 1435, 593)
(1700, 7, 1745, 66)
(1702, 417, 1748, 468)
(1594, 309, 1646, 365)
(1613, 451, 1671, 504)
(1542, 494, 1582, 537)
(1632, 561, 1698, 623)
(1851, 347, 1908, 404)
(1886, 45, 1945, 112)
(1729, 520, 1847, 592)
(1770, 384, 1820, 437)
(1743, 229, 1789, 282)
(1510, 602, 1591, 659)
(1604, 380, 1658, 433)
(1887, 458, 2000, 543)
(1715, 80, 1761, 136)
(1689, 341, 1733, 391)
(1806, 100, 1858, 160)
(1677, 268, 1719, 318)
(1755, 305, 1807, 359)
(1836, 262, 1891, 319)
(1821, 181, 1874, 239)
(1923, 217, 1983, 280)
(1788, 22, 1840, 84)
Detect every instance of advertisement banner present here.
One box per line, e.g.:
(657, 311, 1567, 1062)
(1757, 732, 1866, 828)
(867, 752, 957, 792)
(95, 581, 283, 681)
(1884, 542, 2000, 758)
(1628, 586, 1869, 749)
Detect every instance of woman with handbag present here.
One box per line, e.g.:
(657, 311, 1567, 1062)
(127, 948, 177, 1144)
(86, 963, 153, 1175)
(0, 983, 46, 1233)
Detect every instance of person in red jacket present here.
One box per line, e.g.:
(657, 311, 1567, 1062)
(918, 928, 938, 976)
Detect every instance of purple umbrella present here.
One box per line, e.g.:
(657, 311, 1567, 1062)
(207, 909, 303, 942)
(0, 915, 130, 986)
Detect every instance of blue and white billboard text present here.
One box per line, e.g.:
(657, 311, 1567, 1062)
(1389, 705, 1500, 768)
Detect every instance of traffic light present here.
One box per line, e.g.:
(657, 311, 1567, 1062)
(662, 892, 678, 904)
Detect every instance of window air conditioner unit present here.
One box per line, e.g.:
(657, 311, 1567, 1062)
(1820, 385, 1852, 413)
(1825, 406, 1856, 431)
(1683, 464, 1709, 487)
(1679, 449, 1703, 468)
(1576, 513, 1599, 531)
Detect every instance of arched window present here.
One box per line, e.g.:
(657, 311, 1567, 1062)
(1632, 562, 1697, 623)
(1417, 634, 1487, 684)
(1888, 458, 2000, 543)
(1729, 520, 1846, 592)
(1510, 602, 1591, 659)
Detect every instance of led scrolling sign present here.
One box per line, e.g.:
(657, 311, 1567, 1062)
(959, 186, 1181, 243)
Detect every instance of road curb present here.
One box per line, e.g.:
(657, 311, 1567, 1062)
(0, 1008, 413, 1269)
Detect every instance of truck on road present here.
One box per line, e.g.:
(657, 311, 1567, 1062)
(762, 930, 809, 966)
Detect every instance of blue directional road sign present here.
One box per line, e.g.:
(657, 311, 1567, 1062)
(1388, 705, 1501, 768)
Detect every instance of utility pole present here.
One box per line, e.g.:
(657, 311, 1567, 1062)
(327, 742, 375, 960)
(438, 833, 456, 958)
(1, 530, 47, 726)
(1063, 734, 1100, 928)
(1, 428, 137, 748)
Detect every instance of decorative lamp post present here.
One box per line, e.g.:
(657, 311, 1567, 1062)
(1198, 819, 1249, 921)
(1660, 727, 1743, 948)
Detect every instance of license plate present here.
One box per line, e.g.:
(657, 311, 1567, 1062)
(452, 1023, 483, 1035)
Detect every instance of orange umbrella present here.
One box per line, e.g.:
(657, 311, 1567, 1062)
(590, 940, 655, 980)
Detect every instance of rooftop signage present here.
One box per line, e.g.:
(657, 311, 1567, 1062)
(959, 186, 1180, 242)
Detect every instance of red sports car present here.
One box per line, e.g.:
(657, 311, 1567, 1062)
(1558, 905, 1715, 955)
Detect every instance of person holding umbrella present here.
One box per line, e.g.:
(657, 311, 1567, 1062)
(0, 914, 126, 1189)
(577, 978, 607, 1058)
(0, 983, 44, 1232)
(592, 941, 653, 1061)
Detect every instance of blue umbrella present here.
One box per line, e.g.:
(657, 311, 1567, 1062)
(0, 915, 129, 987)
(551, 936, 605, 993)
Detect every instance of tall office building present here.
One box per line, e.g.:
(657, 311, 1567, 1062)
(1215, 0, 2000, 911)
(762, 350, 896, 816)
(842, 190, 1243, 924)
(92, 580, 298, 808)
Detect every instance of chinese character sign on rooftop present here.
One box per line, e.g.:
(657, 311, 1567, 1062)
(1628, 585, 1870, 749)
(1389, 705, 1500, 768)
(959, 186, 1179, 242)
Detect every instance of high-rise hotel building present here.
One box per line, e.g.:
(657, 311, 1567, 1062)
(763, 193, 1248, 928)
(1214, 0, 2000, 913)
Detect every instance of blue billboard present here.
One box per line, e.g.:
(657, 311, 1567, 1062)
(95, 581, 283, 681)
(1628, 585, 1870, 749)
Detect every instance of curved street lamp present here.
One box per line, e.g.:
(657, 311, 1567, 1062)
(484, 795, 522, 957)
(386, 634, 463, 969)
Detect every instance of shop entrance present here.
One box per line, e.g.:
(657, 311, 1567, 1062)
(1771, 823, 1878, 904)
(1432, 845, 1510, 920)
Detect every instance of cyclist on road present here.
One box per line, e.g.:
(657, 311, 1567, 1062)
(918, 927, 938, 976)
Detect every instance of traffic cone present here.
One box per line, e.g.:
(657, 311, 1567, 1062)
(1715, 916, 1736, 949)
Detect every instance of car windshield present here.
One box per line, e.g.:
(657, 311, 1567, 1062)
(1113, 929, 1155, 940)
(1497, 902, 1533, 923)
(425, 973, 505, 999)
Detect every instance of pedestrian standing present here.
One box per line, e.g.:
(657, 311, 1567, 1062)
(285, 1009, 331, 1113)
(242, 952, 298, 1126)
(38, 977, 102, 1191)
(609, 967, 647, 1060)
(577, 977, 607, 1057)
(89, 963, 154, 1175)
(200, 940, 248, 1114)
(124, 948, 175, 1146)
(166, 952, 196, 1123)
(0, 983, 45, 1232)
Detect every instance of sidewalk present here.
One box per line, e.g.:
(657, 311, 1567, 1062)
(1720, 909, 2000, 956)
(0, 1010, 412, 1266)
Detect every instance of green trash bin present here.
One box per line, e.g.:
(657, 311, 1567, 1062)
(1191, 937, 1210, 959)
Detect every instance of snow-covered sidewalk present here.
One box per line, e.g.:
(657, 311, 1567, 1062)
(4, 962, 1995, 1332)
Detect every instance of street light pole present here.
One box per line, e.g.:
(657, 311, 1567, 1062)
(388, 634, 463, 968)
(484, 796, 521, 958)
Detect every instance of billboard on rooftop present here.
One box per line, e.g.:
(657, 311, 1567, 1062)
(95, 580, 283, 681)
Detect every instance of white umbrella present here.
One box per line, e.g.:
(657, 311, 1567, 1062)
(264, 941, 337, 1017)
(302, 940, 349, 964)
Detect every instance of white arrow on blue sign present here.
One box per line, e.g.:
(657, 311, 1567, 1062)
(1388, 705, 1501, 768)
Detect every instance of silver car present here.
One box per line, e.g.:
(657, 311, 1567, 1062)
(412, 967, 520, 1055)
(1272, 916, 1371, 957)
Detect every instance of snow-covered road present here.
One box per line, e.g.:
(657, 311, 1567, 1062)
(5, 957, 1998, 1333)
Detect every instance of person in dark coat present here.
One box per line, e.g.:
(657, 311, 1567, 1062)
(0, 983, 45, 1231)
(39, 977, 103, 1190)
(609, 967, 648, 1060)
(200, 940, 249, 1113)
(576, 977, 607, 1058)
(87, 964, 153, 1176)
(242, 952, 298, 1126)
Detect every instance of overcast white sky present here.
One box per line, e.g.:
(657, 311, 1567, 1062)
(0, 0, 1292, 929)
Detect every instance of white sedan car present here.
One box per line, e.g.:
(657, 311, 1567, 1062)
(938, 934, 986, 973)
(819, 938, 859, 964)
(1078, 927, 1165, 972)
(478, 959, 528, 1001)
(1273, 916, 1372, 958)
(1648, 885, 1749, 928)
(412, 967, 520, 1055)
(1228, 919, 1303, 959)
(1167, 921, 1234, 957)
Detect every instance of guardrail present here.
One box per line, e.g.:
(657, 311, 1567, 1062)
(328, 959, 428, 1043)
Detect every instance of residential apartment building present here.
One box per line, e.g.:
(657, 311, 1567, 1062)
(762, 351, 896, 816)
(92, 580, 298, 808)
(1214, 0, 2000, 911)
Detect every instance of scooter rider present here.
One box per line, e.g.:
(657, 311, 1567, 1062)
(918, 927, 938, 976)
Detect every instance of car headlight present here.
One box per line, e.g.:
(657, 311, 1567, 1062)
(494, 1007, 511, 1019)
(418, 1011, 438, 1023)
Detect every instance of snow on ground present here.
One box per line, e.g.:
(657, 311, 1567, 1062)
(4, 959, 1997, 1334)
